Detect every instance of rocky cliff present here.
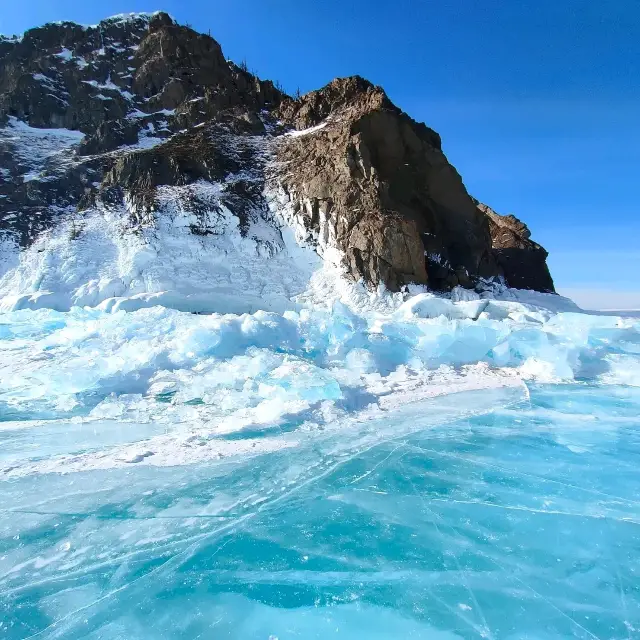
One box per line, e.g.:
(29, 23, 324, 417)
(475, 200, 554, 293)
(0, 12, 554, 313)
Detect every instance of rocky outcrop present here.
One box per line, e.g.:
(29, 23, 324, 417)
(0, 13, 555, 294)
(101, 110, 270, 217)
(475, 201, 554, 292)
(274, 77, 500, 291)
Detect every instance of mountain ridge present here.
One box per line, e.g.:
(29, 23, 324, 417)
(0, 11, 554, 314)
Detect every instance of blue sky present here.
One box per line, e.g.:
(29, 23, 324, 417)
(2, 0, 639, 308)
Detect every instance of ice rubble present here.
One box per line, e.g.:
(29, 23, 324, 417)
(1, 286, 638, 477)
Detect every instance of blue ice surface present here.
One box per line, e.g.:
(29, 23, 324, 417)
(0, 303, 639, 638)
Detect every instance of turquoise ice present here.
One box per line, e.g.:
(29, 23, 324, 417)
(0, 299, 639, 638)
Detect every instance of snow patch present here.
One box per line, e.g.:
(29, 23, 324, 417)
(32, 73, 55, 85)
(55, 48, 74, 62)
(0, 117, 84, 178)
(0, 233, 19, 279)
(82, 77, 132, 100)
(285, 121, 329, 137)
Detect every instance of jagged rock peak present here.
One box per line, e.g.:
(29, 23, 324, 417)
(0, 12, 167, 49)
(278, 75, 442, 150)
(278, 76, 388, 127)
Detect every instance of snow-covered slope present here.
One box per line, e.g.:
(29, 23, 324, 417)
(0, 114, 325, 314)
(0, 179, 319, 315)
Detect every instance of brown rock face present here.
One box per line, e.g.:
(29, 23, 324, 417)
(275, 77, 501, 291)
(476, 201, 555, 292)
(131, 19, 281, 115)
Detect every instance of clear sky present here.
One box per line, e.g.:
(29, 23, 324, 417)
(2, 0, 639, 309)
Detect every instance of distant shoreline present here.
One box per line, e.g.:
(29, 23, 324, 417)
(585, 308, 640, 317)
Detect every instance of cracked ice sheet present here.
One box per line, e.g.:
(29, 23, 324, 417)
(2, 384, 640, 638)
